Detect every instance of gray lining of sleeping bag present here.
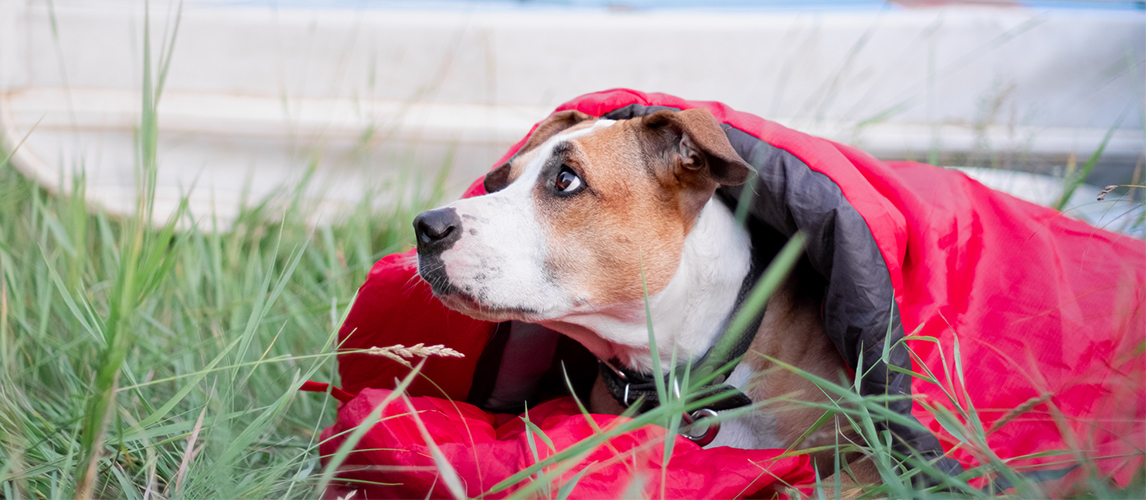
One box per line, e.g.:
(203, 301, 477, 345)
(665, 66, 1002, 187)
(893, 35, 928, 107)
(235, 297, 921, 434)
(469, 102, 964, 483)
(601, 103, 964, 480)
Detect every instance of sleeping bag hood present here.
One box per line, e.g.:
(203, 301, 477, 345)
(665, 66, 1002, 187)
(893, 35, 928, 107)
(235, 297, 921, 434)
(315, 89, 1145, 499)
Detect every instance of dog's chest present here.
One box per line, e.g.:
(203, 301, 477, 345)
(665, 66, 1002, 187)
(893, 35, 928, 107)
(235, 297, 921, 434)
(722, 285, 850, 451)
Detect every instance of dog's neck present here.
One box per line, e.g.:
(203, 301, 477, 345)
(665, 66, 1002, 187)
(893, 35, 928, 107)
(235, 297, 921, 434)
(540, 197, 752, 374)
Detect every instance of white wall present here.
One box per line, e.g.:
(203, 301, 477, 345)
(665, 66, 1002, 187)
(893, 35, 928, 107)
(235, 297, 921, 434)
(1, 0, 1142, 225)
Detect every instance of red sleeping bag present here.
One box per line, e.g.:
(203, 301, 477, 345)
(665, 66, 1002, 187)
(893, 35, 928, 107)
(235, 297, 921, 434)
(314, 89, 1145, 498)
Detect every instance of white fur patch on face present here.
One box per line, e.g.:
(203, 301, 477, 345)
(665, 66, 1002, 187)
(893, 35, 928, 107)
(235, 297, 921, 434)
(428, 120, 616, 321)
(548, 196, 751, 371)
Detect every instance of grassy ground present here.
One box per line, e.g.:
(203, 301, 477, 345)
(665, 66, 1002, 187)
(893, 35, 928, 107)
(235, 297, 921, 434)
(0, 134, 1143, 498)
(0, 152, 447, 498)
(0, 13, 1140, 495)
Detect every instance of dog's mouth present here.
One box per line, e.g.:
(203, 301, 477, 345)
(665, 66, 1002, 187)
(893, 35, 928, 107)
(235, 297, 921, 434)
(417, 260, 459, 297)
(437, 291, 540, 322)
(417, 261, 542, 322)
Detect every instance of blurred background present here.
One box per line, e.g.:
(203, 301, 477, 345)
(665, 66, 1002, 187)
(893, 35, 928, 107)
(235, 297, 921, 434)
(0, 4, 1141, 497)
(1, 0, 1143, 230)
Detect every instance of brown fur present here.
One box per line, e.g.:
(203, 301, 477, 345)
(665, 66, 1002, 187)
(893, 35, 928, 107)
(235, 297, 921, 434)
(489, 109, 751, 305)
(491, 108, 880, 486)
(483, 110, 596, 193)
(590, 272, 881, 484)
(744, 276, 848, 451)
(742, 275, 881, 482)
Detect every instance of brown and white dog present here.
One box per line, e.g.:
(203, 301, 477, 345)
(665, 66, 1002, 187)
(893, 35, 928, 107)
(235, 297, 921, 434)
(414, 108, 865, 475)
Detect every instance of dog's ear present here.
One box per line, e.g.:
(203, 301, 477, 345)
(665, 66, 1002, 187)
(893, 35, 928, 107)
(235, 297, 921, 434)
(483, 110, 596, 193)
(482, 162, 514, 194)
(640, 108, 751, 187)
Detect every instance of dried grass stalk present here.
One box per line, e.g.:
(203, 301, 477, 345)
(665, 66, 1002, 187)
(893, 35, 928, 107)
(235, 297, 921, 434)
(366, 343, 465, 368)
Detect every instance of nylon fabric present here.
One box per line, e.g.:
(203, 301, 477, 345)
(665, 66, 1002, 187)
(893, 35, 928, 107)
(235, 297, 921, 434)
(319, 389, 815, 499)
(317, 89, 1145, 498)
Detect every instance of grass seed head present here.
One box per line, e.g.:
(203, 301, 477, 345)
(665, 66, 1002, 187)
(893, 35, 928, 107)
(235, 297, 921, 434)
(365, 343, 465, 368)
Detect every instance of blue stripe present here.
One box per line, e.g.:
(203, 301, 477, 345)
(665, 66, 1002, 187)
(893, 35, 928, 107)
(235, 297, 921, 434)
(210, 0, 1145, 12)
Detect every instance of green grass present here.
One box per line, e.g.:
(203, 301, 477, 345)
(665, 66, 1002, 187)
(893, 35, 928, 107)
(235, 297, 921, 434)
(1, 7, 1141, 495)
(2, 138, 1143, 500)
(0, 137, 448, 499)
(0, 8, 457, 495)
(0, 89, 1140, 499)
(2, 145, 1143, 499)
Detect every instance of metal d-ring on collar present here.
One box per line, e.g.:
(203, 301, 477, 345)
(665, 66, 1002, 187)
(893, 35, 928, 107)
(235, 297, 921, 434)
(599, 360, 724, 446)
(675, 379, 723, 446)
(595, 255, 768, 447)
(681, 408, 721, 445)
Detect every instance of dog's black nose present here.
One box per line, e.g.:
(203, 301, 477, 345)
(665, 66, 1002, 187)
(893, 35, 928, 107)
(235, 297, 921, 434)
(413, 207, 462, 252)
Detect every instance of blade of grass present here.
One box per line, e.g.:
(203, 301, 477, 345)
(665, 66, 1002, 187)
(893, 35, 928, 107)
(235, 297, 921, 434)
(0, 115, 44, 172)
(315, 360, 424, 493)
(693, 232, 806, 386)
(400, 393, 467, 500)
(554, 466, 592, 500)
(522, 404, 549, 496)
(1054, 112, 1127, 211)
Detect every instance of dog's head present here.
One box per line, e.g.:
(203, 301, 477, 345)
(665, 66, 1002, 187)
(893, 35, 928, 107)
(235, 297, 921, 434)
(414, 108, 751, 323)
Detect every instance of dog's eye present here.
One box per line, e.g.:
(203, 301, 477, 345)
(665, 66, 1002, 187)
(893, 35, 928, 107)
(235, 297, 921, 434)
(554, 166, 582, 193)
